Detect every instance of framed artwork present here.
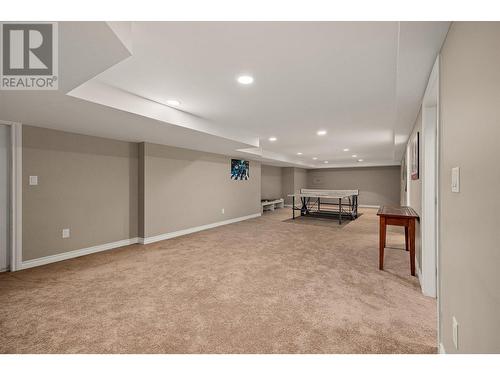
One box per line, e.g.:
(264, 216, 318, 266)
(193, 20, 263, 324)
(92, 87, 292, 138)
(410, 132, 419, 180)
(230, 159, 249, 180)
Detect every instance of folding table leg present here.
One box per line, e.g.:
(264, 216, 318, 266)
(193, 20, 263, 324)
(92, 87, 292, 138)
(338, 198, 342, 224)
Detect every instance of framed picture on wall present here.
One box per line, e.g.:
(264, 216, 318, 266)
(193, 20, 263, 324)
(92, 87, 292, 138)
(410, 132, 419, 180)
(230, 159, 250, 180)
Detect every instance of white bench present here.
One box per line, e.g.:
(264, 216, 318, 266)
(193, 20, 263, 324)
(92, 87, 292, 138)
(261, 198, 284, 213)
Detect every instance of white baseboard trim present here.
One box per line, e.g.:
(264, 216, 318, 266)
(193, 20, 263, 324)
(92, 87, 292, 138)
(416, 262, 437, 298)
(20, 237, 139, 270)
(0, 267, 8, 273)
(359, 204, 380, 208)
(416, 260, 423, 281)
(439, 342, 446, 354)
(18, 213, 263, 270)
(140, 213, 261, 245)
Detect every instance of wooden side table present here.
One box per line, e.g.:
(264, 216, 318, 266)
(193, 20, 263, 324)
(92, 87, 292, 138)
(377, 206, 419, 276)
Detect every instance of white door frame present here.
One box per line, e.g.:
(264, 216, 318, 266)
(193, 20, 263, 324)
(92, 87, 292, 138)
(420, 56, 439, 299)
(0, 120, 22, 272)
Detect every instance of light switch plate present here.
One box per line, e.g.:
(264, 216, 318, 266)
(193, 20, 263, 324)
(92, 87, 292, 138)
(451, 167, 460, 193)
(29, 175, 38, 186)
(62, 228, 70, 239)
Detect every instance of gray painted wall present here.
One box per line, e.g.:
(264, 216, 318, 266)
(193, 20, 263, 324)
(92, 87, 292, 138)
(293, 168, 308, 196)
(261, 165, 283, 200)
(282, 167, 294, 205)
(281, 167, 308, 204)
(307, 166, 400, 206)
(141, 143, 261, 238)
(22, 126, 139, 261)
(439, 22, 500, 353)
(21, 128, 262, 260)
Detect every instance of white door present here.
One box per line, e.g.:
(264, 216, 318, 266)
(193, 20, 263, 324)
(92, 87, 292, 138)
(0, 124, 10, 272)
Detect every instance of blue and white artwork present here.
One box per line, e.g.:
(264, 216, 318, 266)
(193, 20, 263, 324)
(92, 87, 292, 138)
(231, 159, 249, 180)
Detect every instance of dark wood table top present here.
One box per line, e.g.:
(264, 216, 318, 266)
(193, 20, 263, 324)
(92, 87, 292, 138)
(377, 205, 419, 219)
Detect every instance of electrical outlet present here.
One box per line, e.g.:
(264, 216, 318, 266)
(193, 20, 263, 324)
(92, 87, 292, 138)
(29, 175, 38, 186)
(62, 228, 70, 239)
(452, 316, 459, 350)
(221, 208, 225, 214)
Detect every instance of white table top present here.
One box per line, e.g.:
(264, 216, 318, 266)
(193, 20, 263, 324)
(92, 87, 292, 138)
(288, 189, 359, 199)
(288, 193, 352, 199)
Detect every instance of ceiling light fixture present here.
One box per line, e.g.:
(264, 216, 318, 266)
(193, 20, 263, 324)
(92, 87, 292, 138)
(166, 99, 180, 107)
(237, 75, 254, 85)
(312, 157, 318, 160)
(358, 159, 364, 162)
(343, 148, 350, 152)
(324, 161, 329, 164)
(268, 137, 277, 142)
(297, 152, 303, 155)
(352, 154, 357, 158)
(317, 130, 327, 136)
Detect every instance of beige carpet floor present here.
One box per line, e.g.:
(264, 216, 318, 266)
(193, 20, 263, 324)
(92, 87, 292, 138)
(0, 208, 436, 353)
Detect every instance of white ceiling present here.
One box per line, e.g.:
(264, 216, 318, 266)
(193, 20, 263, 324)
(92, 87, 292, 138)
(0, 21, 450, 168)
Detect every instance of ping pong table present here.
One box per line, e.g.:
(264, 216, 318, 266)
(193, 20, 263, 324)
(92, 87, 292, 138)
(288, 189, 359, 224)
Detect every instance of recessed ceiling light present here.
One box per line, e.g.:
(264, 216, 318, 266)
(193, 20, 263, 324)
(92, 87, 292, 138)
(358, 159, 364, 162)
(317, 130, 327, 136)
(312, 157, 318, 160)
(166, 99, 180, 107)
(324, 161, 329, 164)
(297, 152, 303, 155)
(237, 75, 254, 85)
(352, 154, 357, 158)
(269, 137, 277, 142)
(343, 148, 350, 152)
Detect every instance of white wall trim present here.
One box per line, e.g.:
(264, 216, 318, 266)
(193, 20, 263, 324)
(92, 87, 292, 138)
(140, 213, 261, 245)
(11, 122, 22, 272)
(416, 258, 423, 286)
(0, 121, 22, 272)
(439, 342, 446, 354)
(20, 237, 139, 270)
(16, 212, 262, 270)
(420, 55, 439, 299)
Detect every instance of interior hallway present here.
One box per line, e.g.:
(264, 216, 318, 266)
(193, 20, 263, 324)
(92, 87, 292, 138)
(0, 208, 436, 353)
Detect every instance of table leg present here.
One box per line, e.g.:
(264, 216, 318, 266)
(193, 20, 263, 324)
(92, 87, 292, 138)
(409, 218, 416, 276)
(404, 226, 409, 251)
(379, 216, 386, 270)
(339, 198, 342, 225)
